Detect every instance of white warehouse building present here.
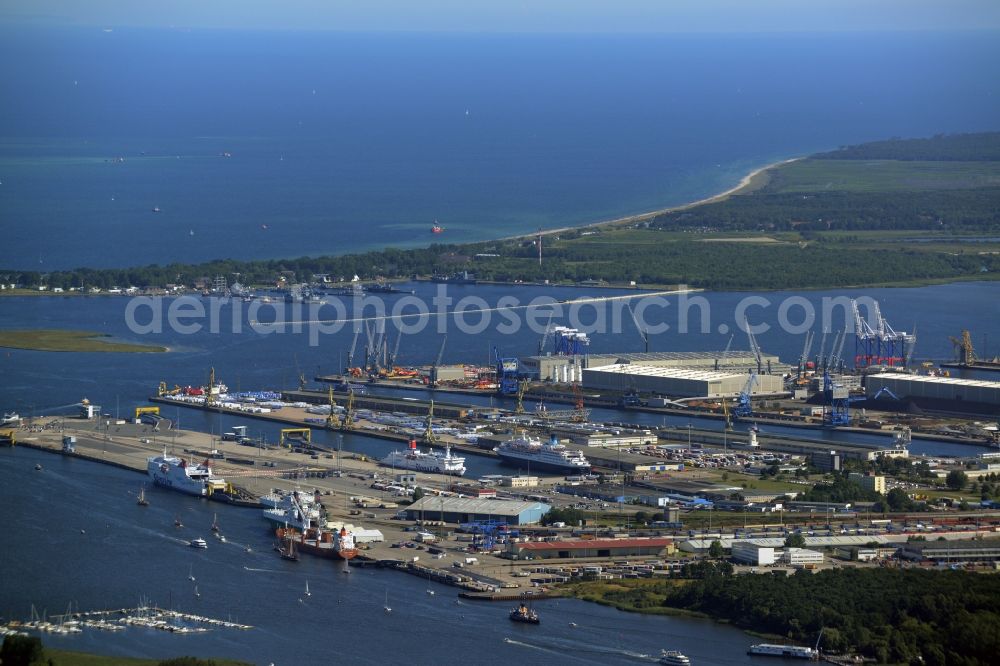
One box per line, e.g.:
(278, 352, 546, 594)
(732, 542, 777, 566)
(731, 542, 824, 566)
(582, 364, 786, 398)
(866, 373, 1000, 408)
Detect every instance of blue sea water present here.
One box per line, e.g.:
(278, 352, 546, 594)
(1, 28, 998, 270)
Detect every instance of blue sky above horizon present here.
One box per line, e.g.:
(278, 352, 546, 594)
(3, 0, 1000, 32)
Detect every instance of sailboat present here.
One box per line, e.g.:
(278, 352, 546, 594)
(279, 534, 299, 562)
(211, 513, 220, 533)
(383, 590, 391, 614)
(174, 515, 183, 528)
(188, 565, 196, 582)
(194, 585, 200, 598)
(305, 581, 311, 597)
(137, 486, 149, 506)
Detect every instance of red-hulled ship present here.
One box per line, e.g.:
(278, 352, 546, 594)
(276, 525, 358, 561)
(431, 223, 444, 234)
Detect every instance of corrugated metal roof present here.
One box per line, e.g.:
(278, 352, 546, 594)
(517, 538, 672, 550)
(585, 364, 748, 381)
(685, 535, 897, 549)
(869, 373, 1000, 389)
(406, 496, 548, 516)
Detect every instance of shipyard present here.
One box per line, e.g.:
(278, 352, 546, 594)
(7, 296, 1000, 600)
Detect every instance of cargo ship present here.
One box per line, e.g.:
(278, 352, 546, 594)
(146, 450, 226, 497)
(747, 643, 819, 660)
(275, 525, 358, 560)
(494, 434, 590, 474)
(381, 440, 466, 476)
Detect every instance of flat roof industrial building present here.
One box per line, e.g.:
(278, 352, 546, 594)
(519, 350, 785, 381)
(866, 373, 1000, 408)
(583, 364, 786, 398)
(402, 496, 550, 525)
(507, 537, 674, 560)
(899, 539, 1000, 563)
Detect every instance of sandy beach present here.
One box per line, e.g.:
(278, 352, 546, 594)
(505, 157, 803, 242)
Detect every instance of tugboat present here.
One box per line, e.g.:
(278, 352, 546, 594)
(509, 601, 539, 625)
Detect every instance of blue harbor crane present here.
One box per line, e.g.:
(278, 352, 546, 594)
(851, 298, 915, 369)
(732, 372, 758, 418)
(821, 371, 864, 427)
(552, 326, 590, 356)
(494, 346, 520, 395)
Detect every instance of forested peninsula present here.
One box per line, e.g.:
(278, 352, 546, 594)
(562, 567, 1000, 666)
(5, 132, 1000, 292)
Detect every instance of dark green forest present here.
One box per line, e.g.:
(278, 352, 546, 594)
(573, 567, 1000, 665)
(814, 132, 1000, 161)
(661, 567, 1000, 666)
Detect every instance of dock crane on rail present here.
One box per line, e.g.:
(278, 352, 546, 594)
(428, 335, 448, 388)
(797, 330, 814, 381)
(423, 400, 436, 444)
(626, 301, 650, 353)
(515, 379, 529, 415)
(715, 334, 735, 371)
(341, 389, 355, 430)
(494, 345, 520, 395)
(345, 325, 362, 375)
(732, 372, 758, 418)
(822, 371, 852, 427)
(386, 331, 402, 371)
(325, 386, 340, 429)
(744, 318, 768, 374)
(950, 329, 977, 366)
(537, 311, 556, 355)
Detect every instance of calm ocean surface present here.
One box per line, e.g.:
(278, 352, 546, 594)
(1, 29, 999, 269)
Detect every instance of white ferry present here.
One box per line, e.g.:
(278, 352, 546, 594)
(659, 651, 691, 666)
(493, 434, 590, 474)
(381, 440, 466, 476)
(146, 450, 226, 497)
(747, 643, 819, 660)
